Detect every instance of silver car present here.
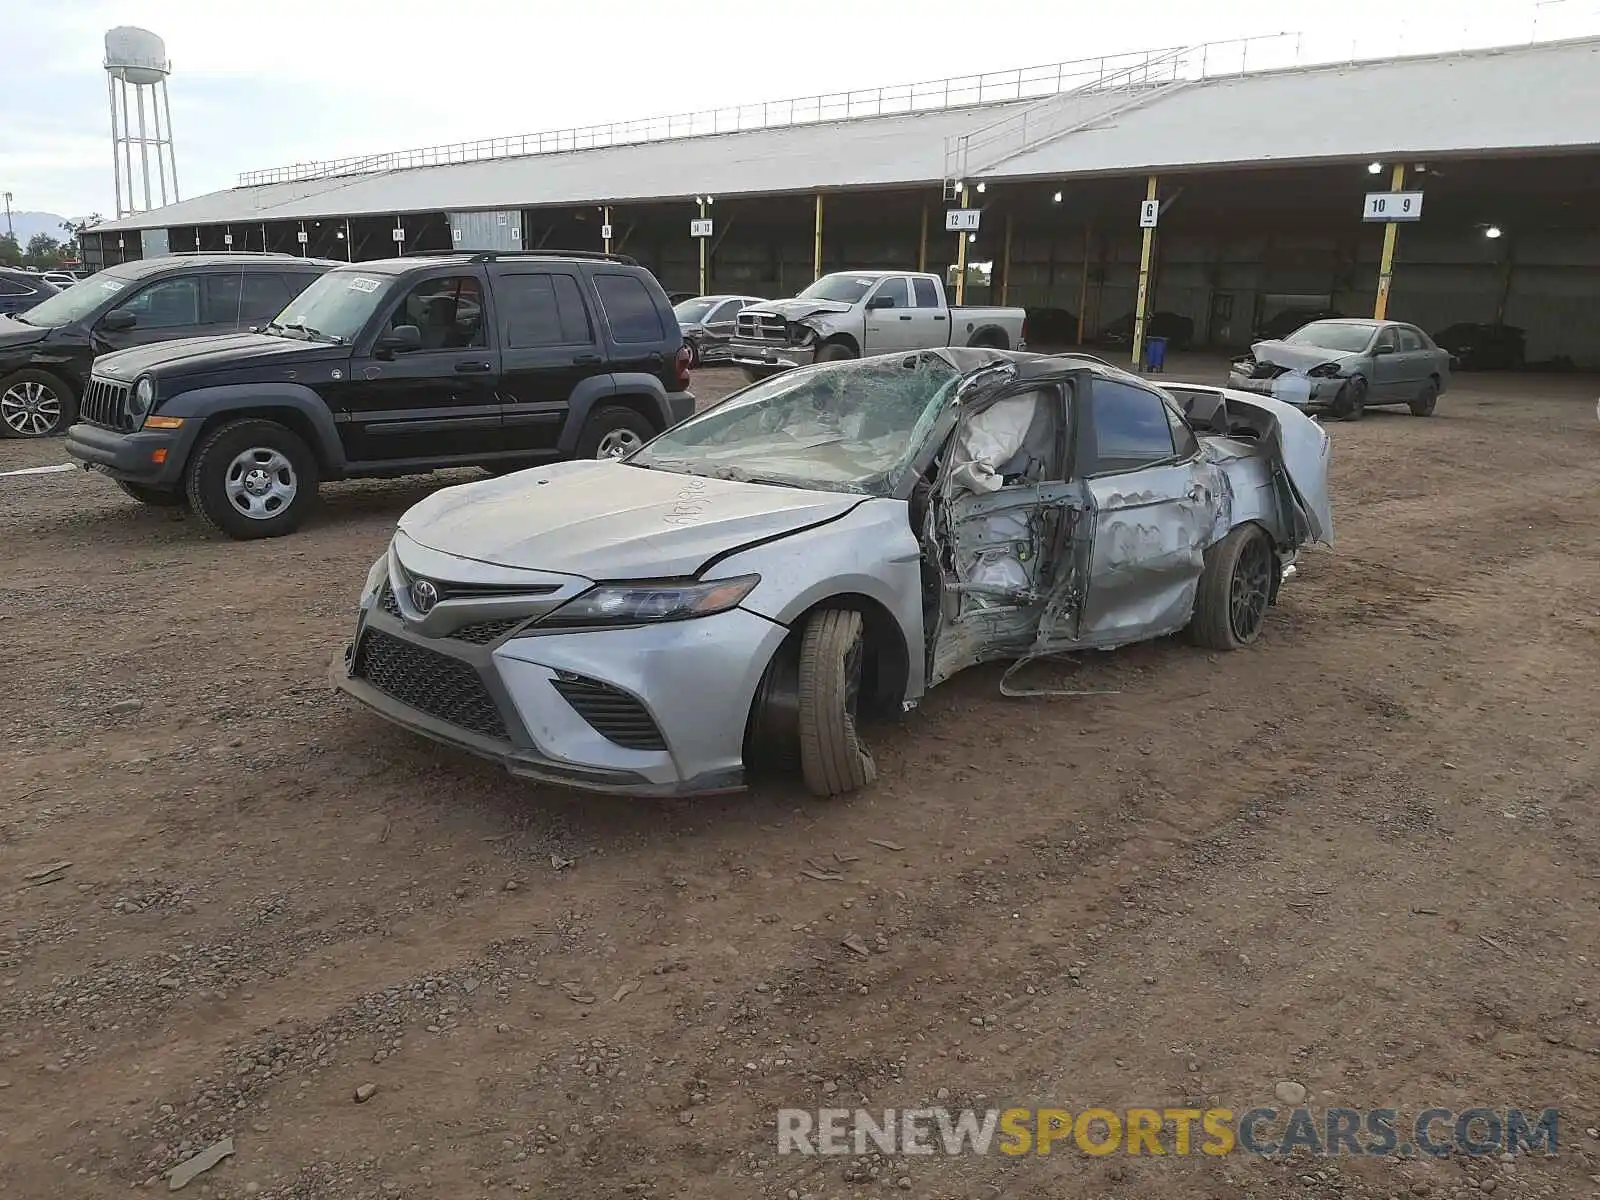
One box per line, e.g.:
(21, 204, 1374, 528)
(1229, 318, 1450, 419)
(674, 294, 765, 367)
(333, 350, 1332, 799)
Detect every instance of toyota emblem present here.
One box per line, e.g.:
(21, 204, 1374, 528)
(410, 578, 439, 614)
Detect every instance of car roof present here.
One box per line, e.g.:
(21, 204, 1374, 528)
(104, 253, 333, 280)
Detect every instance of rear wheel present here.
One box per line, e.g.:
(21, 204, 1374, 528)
(575, 405, 656, 460)
(796, 608, 877, 797)
(1333, 375, 1367, 421)
(685, 339, 702, 369)
(117, 480, 187, 507)
(185, 418, 319, 540)
(1188, 524, 1274, 650)
(0, 369, 76, 439)
(1409, 380, 1439, 416)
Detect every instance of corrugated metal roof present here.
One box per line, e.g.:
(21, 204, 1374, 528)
(94, 37, 1600, 234)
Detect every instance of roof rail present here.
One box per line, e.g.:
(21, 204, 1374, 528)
(160, 249, 301, 258)
(406, 248, 641, 267)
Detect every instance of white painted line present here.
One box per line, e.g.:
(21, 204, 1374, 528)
(0, 463, 77, 477)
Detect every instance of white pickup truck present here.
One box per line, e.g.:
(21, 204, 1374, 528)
(728, 270, 1027, 381)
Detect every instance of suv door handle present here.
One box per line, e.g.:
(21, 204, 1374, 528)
(454, 361, 493, 374)
(571, 353, 602, 365)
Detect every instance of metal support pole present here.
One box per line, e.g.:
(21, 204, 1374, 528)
(813, 193, 824, 282)
(1493, 232, 1515, 326)
(1373, 163, 1406, 319)
(135, 86, 154, 213)
(150, 87, 169, 207)
(698, 198, 708, 296)
(1076, 224, 1091, 344)
(954, 185, 970, 305)
(107, 74, 124, 219)
(119, 80, 136, 219)
(161, 80, 180, 202)
(603, 206, 612, 256)
(1000, 211, 1014, 305)
(1131, 174, 1158, 369)
(918, 203, 928, 272)
(344, 218, 353, 261)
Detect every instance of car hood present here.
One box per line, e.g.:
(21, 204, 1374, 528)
(1248, 341, 1357, 370)
(94, 332, 344, 380)
(745, 298, 854, 323)
(397, 459, 866, 579)
(0, 315, 50, 351)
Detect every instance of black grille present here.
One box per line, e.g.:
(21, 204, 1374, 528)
(450, 618, 525, 645)
(551, 674, 667, 752)
(378, 583, 402, 617)
(80, 377, 132, 429)
(353, 629, 508, 741)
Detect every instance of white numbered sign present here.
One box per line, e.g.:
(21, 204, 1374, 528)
(1363, 191, 1424, 222)
(1139, 199, 1160, 228)
(690, 219, 714, 238)
(297, 230, 309, 243)
(945, 209, 981, 232)
(601, 224, 613, 241)
(391, 227, 406, 242)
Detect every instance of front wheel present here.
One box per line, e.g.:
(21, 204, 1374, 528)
(814, 343, 856, 364)
(796, 608, 877, 797)
(575, 405, 656, 460)
(1188, 524, 1274, 650)
(1409, 380, 1439, 416)
(1333, 376, 1366, 421)
(185, 419, 319, 540)
(0, 369, 76, 439)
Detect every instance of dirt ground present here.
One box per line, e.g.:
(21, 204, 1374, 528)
(4, 359, 1600, 1200)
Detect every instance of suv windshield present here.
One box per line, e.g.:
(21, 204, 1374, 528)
(797, 274, 878, 305)
(267, 269, 392, 343)
(628, 354, 959, 494)
(673, 298, 719, 323)
(1283, 321, 1376, 353)
(12, 271, 132, 327)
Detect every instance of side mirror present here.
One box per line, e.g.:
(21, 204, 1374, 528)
(866, 294, 896, 310)
(100, 310, 137, 332)
(375, 324, 422, 357)
(1372, 343, 1395, 356)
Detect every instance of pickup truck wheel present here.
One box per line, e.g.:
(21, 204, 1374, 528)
(0, 369, 76, 438)
(796, 608, 877, 798)
(576, 405, 656, 459)
(1188, 524, 1273, 650)
(185, 418, 319, 540)
(814, 343, 856, 363)
(116, 481, 187, 508)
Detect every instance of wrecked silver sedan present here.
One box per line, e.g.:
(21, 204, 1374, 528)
(1229, 318, 1450, 419)
(334, 350, 1332, 799)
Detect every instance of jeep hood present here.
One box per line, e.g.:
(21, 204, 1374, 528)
(397, 459, 865, 579)
(747, 298, 854, 323)
(0, 315, 49, 351)
(94, 332, 344, 380)
(1247, 340, 1357, 371)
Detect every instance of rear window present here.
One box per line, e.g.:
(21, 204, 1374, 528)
(1089, 379, 1177, 472)
(593, 273, 665, 343)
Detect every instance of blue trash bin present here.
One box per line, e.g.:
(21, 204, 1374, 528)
(1144, 336, 1168, 372)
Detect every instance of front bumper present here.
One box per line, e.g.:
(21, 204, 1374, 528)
(332, 585, 790, 797)
(64, 420, 194, 486)
(1225, 372, 1344, 408)
(729, 340, 817, 373)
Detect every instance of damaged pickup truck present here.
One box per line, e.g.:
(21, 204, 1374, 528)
(729, 270, 1026, 382)
(333, 349, 1332, 800)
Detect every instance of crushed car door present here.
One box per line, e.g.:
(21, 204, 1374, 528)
(924, 380, 1075, 687)
(1067, 377, 1220, 650)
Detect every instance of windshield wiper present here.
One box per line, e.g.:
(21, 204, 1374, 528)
(9, 313, 33, 325)
(273, 320, 344, 345)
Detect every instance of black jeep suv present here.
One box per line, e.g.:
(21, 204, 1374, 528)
(2, 253, 331, 439)
(64, 251, 693, 539)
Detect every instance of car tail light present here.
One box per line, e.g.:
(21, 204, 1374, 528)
(674, 344, 691, 388)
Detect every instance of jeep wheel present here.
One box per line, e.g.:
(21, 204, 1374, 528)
(1188, 524, 1274, 650)
(185, 418, 319, 540)
(117, 480, 187, 507)
(576, 405, 656, 460)
(796, 608, 877, 797)
(0, 369, 76, 439)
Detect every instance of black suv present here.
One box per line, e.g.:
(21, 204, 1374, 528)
(1, 252, 330, 439)
(64, 251, 693, 539)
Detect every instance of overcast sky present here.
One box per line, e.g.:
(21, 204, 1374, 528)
(2, 0, 1594, 220)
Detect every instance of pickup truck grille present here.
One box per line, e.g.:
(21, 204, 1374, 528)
(736, 313, 790, 344)
(80, 377, 133, 430)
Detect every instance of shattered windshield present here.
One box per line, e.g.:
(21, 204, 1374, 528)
(628, 354, 959, 494)
(796, 274, 877, 305)
(1282, 321, 1376, 353)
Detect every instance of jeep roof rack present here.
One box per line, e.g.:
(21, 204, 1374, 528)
(405, 248, 640, 267)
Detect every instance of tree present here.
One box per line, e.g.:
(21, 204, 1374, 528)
(0, 233, 20, 267)
(24, 233, 64, 269)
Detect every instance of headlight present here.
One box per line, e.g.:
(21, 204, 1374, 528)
(361, 555, 387, 605)
(539, 575, 760, 628)
(1307, 363, 1342, 379)
(129, 375, 155, 419)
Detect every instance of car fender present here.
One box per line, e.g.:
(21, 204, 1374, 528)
(708, 498, 928, 702)
(155, 382, 347, 472)
(557, 373, 672, 453)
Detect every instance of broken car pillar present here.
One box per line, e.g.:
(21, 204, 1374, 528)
(1131, 174, 1158, 370)
(1374, 163, 1406, 319)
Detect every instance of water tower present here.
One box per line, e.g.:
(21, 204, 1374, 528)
(104, 27, 180, 219)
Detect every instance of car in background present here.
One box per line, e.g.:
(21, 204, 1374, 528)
(674, 294, 765, 366)
(1431, 322, 1526, 370)
(1254, 307, 1343, 342)
(667, 291, 698, 306)
(1100, 310, 1195, 350)
(1229, 318, 1450, 419)
(39, 271, 80, 290)
(0, 267, 59, 318)
(0, 253, 331, 439)
(331, 348, 1330, 799)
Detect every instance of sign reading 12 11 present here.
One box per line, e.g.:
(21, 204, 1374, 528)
(1363, 191, 1424, 222)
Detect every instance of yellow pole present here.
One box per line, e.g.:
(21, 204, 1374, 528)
(1131, 174, 1158, 369)
(918, 203, 928, 272)
(1373, 163, 1407, 319)
(698, 199, 708, 296)
(813, 193, 824, 282)
(954, 185, 970, 305)
(603, 206, 611, 256)
(1000, 211, 1013, 305)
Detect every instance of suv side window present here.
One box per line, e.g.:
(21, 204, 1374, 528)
(237, 272, 297, 323)
(912, 277, 940, 308)
(593, 273, 664, 343)
(1089, 379, 1177, 473)
(390, 275, 486, 350)
(498, 272, 594, 347)
(114, 276, 200, 329)
(1397, 327, 1422, 352)
(871, 278, 909, 309)
(202, 272, 243, 324)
